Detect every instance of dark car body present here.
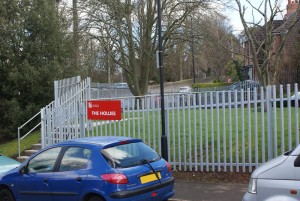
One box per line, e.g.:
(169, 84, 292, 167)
(0, 137, 174, 201)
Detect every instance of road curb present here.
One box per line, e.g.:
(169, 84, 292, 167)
(169, 199, 191, 201)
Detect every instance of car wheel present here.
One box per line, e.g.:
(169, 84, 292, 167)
(88, 196, 104, 201)
(0, 189, 15, 201)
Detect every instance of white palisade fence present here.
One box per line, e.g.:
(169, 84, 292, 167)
(41, 78, 299, 173)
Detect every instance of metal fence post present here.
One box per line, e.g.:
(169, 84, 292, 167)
(295, 83, 299, 146)
(41, 108, 46, 149)
(18, 127, 21, 157)
(79, 103, 85, 138)
(87, 77, 91, 100)
(165, 98, 170, 163)
(54, 80, 59, 108)
(266, 86, 273, 160)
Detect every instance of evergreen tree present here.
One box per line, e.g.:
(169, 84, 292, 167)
(0, 0, 73, 140)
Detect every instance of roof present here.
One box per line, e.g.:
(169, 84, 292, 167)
(58, 136, 141, 148)
(254, 20, 284, 40)
(273, 20, 286, 31)
(274, 12, 300, 34)
(273, 10, 300, 52)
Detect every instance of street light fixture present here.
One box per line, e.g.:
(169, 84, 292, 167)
(157, 0, 168, 161)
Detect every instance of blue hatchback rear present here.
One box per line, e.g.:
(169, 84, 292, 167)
(0, 137, 174, 201)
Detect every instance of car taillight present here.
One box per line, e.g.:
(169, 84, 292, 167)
(166, 161, 171, 172)
(151, 192, 158, 197)
(101, 173, 128, 184)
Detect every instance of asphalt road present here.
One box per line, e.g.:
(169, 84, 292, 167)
(170, 181, 247, 201)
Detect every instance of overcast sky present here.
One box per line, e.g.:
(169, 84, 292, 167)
(225, 0, 287, 33)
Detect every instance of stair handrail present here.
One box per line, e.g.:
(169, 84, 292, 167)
(17, 111, 41, 157)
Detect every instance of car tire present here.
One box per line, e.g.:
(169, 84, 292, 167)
(88, 196, 104, 201)
(0, 189, 15, 201)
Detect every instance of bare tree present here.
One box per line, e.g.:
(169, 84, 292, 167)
(234, 0, 300, 87)
(79, 0, 211, 96)
(177, 11, 234, 80)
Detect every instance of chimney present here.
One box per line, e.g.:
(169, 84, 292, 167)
(285, 0, 299, 19)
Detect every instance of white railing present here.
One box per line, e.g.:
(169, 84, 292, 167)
(41, 77, 91, 148)
(41, 81, 299, 173)
(17, 111, 41, 157)
(17, 76, 88, 157)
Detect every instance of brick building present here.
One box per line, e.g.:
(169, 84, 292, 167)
(244, 0, 300, 85)
(273, 0, 300, 85)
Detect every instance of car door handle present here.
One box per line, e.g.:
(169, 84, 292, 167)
(43, 178, 49, 183)
(76, 177, 82, 182)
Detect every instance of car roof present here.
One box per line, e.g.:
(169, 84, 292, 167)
(57, 136, 142, 148)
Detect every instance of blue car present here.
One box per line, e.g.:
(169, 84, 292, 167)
(0, 137, 174, 201)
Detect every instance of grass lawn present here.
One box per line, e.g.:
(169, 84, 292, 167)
(90, 106, 299, 165)
(1, 105, 299, 167)
(0, 132, 41, 158)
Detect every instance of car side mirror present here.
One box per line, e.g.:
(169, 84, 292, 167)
(294, 155, 300, 167)
(19, 165, 27, 174)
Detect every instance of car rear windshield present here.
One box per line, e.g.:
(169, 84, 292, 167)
(101, 142, 161, 168)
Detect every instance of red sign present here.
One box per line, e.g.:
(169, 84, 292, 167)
(87, 100, 122, 120)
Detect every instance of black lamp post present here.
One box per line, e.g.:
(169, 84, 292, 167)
(157, 0, 168, 161)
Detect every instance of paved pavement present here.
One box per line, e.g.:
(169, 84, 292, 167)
(170, 181, 247, 201)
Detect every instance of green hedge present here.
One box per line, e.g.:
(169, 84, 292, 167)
(192, 82, 231, 89)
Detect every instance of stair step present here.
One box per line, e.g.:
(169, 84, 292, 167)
(17, 156, 29, 163)
(32, 143, 42, 150)
(24, 149, 39, 156)
(16, 143, 42, 163)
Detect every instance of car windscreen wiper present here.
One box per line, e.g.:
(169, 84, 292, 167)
(142, 159, 161, 184)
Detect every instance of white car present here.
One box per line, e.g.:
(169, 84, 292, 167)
(290, 92, 300, 107)
(291, 92, 300, 100)
(243, 144, 300, 201)
(115, 82, 128, 88)
(179, 86, 191, 93)
(0, 154, 20, 175)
